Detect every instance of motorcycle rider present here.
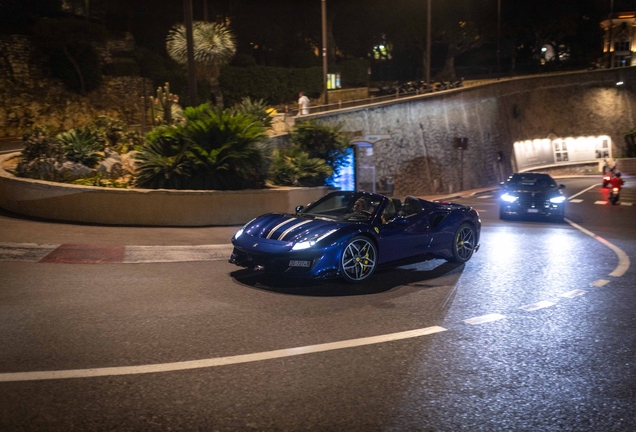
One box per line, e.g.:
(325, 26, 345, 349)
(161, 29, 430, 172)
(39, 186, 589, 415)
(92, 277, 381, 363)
(610, 171, 624, 189)
(609, 172, 624, 204)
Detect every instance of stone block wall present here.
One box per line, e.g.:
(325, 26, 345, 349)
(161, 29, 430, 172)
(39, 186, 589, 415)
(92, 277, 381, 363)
(308, 68, 636, 197)
(0, 33, 150, 137)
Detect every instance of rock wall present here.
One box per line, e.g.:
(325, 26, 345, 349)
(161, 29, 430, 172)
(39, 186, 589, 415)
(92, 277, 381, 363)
(0, 34, 151, 137)
(309, 68, 636, 196)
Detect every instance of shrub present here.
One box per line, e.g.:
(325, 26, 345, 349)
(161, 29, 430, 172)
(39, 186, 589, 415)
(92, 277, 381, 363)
(269, 147, 333, 187)
(182, 104, 268, 189)
(19, 125, 64, 162)
(137, 103, 269, 190)
(232, 97, 274, 129)
(136, 131, 192, 189)
(290, 120, 351, 180)
(16, 125, 64, 179)
(57, 127, 103, 167)
(88, 116, 144, 153)
(219, 65, 322, 106)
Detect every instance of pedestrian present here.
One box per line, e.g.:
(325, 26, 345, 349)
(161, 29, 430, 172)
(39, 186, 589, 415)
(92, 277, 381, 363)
(602, 158, 609, 174)
(297, 91, 310, 115)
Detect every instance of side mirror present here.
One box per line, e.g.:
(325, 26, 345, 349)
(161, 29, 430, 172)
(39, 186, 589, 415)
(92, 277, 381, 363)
(295, 205, 304, 214)
(559, 184, 566, 189)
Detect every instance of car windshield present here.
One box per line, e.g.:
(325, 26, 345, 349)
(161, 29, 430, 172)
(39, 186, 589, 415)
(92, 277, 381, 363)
(299, 192, 383, 222)
(506, 174, 557, 189)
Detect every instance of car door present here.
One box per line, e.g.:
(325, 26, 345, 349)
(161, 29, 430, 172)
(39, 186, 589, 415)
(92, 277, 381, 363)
(377, 204, 432, 263)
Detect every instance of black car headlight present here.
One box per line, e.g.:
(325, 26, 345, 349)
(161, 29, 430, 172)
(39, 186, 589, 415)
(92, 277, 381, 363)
(501, 193, 519, 203)
(549, 196, 566, 204)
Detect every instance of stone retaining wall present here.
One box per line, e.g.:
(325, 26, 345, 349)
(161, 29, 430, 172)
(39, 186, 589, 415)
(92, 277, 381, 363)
(0, 153, 329, 226)
(306, 68, 636, 196)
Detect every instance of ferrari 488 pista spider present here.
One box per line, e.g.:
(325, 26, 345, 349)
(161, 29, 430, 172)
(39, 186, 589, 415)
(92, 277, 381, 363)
(229, 191, 481, 283)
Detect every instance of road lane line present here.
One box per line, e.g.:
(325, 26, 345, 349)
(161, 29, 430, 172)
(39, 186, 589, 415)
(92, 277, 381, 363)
(594, 201, 607, 205)
(0, 326, 447, 382)
(560, 290, 586, 298)
(569, 199, 583, 203)
(565, 218, 630, 277)
(463, 314, 506, 325)
(591, 279, 610, 287)
(519, 300, 556, 311)
(568, 184, 599, 200)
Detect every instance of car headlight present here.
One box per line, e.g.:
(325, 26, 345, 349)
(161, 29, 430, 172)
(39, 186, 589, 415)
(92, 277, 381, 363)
(501, 193, 519, 203)
(549, 196, 566, 204)
(291, 229, 338, 251)
(234, 218, 256, 240)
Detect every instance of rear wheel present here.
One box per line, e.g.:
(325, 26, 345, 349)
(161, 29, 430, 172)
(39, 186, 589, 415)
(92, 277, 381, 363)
(340, 236, 377, 283)
(449, 223, 476, 263)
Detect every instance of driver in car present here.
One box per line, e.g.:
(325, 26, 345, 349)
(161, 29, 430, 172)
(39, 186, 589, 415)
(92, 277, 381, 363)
(352, 198, 368, 213)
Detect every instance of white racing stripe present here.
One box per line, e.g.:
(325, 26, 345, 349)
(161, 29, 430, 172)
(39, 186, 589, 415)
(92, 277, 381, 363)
(277, 220, 313, 241)
(565, 218, 630, 277)
(265, 218, 296, 239)
(0, 326, 447, 382)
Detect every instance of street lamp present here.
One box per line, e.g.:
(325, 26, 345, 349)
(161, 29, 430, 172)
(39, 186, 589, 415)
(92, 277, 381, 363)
(322, 0, 328, 105)
(426, 0, 431, 85)
(497, 0, 501, 74)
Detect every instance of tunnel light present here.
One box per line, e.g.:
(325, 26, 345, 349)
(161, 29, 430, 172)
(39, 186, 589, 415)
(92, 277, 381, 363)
(617, 81, 624, 86)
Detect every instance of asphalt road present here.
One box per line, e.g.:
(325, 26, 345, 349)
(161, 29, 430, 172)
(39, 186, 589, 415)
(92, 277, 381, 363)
(0, 176, 634, 431)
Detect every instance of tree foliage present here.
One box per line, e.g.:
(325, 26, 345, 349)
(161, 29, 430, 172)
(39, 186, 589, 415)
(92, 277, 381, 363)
(31, 17, 107, 94)
(166, 21, 237, 106)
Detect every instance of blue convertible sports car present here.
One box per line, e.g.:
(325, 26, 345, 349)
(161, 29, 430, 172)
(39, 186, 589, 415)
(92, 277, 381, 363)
(229, 191, 481, 283)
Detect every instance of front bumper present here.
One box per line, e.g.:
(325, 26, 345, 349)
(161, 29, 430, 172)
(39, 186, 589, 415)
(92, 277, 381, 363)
(229, 243, 341, 279)
(500, 202, 564, 218)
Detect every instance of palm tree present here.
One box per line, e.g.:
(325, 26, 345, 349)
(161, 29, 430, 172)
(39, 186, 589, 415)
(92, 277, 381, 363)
(167, 21, 237, 107)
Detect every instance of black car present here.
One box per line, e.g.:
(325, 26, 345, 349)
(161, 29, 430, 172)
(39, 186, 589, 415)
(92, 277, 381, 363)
(499, 173, 566, 221)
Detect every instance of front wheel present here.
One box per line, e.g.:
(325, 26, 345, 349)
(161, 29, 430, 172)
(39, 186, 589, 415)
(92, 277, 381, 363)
(340, 236, 377, 283)
(449, 223, 476, 264)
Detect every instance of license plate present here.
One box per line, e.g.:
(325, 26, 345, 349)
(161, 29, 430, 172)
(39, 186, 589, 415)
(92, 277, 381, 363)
(527, 208, 539, 213)
(289, 260, 311, 268)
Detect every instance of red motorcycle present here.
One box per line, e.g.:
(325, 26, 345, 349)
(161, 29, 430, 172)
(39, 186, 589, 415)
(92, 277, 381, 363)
(602, 173, 612, 188)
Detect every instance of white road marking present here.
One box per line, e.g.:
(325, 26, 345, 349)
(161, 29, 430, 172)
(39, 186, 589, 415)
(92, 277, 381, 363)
(477, 195, 492, 199)
(124, 245, 234, 263)
(560, 289, 587, 298)
(594, 201, 607, 205)
(569, 199, 583, 203)
(591, 279, 610, 287)
(463, 314, 506, 325)
(620, 202, 633, 206)
(0, 326, 447, 382)
(519, 300, 556, 311)
(0, 242, 60, 262)
(565, 218, 630, 277)
(568, 184, 599, 200)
